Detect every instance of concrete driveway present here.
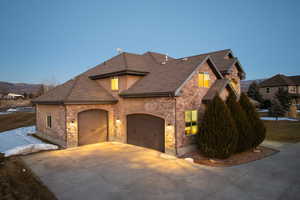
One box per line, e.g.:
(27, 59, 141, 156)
(22, 142, 300, 200)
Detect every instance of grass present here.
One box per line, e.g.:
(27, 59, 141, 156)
(264, 120, 300, 143)
(0, 112, 35, 133)
(258, 110, 300, 143)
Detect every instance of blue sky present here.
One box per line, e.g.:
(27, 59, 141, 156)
(0, 0, 299, 84)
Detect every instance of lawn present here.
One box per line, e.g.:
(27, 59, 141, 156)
(264, 120, 300, 143)
(0, 112, 35, 133)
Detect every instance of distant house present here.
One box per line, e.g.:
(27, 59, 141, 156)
(259, 74, 300, 104)
(4, 93, 24, 100)
(32, 49, 245, 156)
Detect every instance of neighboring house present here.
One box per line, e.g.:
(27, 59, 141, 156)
(4, 93, 24, 100)
(259, 74, 300, 105)
(32, 49, 245, 156)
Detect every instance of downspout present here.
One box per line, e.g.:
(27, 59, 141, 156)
(64, 104, 67, 148)
(173, 94, 178, 156)
(168, 92, 178, 156)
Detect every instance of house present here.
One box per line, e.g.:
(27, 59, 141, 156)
(32, 49, 245, 156)
(4, 93, 24, 100)
(259, 74, 300, 105)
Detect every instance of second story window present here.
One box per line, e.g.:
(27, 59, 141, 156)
(46, 115, 52, 128)
(199, 72, 210, 88)
(266, 88, 270, 93)
(230, 79, 238, 91)
(111, 77, 119, 90)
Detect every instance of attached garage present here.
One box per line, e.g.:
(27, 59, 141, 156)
(78, 109, 108, 146)
(127, 114, 165, 152)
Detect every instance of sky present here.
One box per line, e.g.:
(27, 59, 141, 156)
(0, 0, 299, 84)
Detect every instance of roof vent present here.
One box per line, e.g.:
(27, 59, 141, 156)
(165, 54, 168, 62)
(116, 48, 123, 54)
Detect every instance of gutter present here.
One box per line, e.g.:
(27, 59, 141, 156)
(120, 91, 175, 98)
(89, 70, 149, 80)
(31, 100, 118, 105)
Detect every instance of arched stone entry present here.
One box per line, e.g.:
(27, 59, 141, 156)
(78, 109, 108, 146)
(127, 113, 165, 152)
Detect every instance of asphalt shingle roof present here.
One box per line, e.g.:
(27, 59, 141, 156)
(33, 49, 244, 104)
(259, 74, 299, 87)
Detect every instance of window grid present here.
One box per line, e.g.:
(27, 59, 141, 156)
(185, 110, 198, 135)
(199, 72, 210, 88)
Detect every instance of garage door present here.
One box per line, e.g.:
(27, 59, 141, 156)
(127, 114, 165, 152)
(78, 109, 108, 146)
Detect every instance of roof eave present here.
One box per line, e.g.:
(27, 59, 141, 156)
(31, 100, 64, 105)
(32, 100, 118, 105)
(89, 70, 149, 80)
(120, 91, 175, 98)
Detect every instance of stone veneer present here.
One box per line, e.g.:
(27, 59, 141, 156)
(36, 104, 67, 147)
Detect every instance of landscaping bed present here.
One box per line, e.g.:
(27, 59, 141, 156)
(181, 146, 278, 167)
(0, 112, 35, 133)
(0, 156, 56, 200)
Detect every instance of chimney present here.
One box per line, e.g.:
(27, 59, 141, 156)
(116, 48, 123, 54)
(165, 53, 168, 62)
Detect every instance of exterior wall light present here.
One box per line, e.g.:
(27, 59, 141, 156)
(116, 119, 121, 124)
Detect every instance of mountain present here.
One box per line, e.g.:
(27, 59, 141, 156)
(0, 81, 42, 95)
(241, 79, 266, 93)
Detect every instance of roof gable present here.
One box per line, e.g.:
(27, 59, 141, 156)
(120, 56, 223, 97)
(260, 74, 296, 87)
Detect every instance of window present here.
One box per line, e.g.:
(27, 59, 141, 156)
(111, 77, 119, 90)
(230, 79, 238, 91)
(266, 88, 270, 93)
(185, 110, 198, 135)
(46, 115, 52, 128)
(198, 72, 210, 88)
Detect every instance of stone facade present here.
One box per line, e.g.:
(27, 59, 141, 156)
(224, 64, 241, 96)
(36, 104, 67, 147)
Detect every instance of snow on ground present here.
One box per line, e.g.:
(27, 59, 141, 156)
(258, 109, 268, 113)
(0, 126, 58, 157)
(260, 117, 299, 121)
(0, 111, 10, 115)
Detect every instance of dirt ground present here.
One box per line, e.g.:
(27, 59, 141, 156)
(0, 155, 56, 200)
(0, 112, 35, 133)
(181, 146, 278, 167)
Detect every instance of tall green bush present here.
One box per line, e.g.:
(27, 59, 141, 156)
(268, 99, 285, 120)
(197, 95, 238, 159)
(226, 90, 253, 152)
(239, 93, 266, 148)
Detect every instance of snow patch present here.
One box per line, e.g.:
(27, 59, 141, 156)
(260, 117, 298, 121)
(258, 109, 268, 113)
(7, 108, 17, 112)
(4, 144, 58, 157)
(0, 126, 58, 157)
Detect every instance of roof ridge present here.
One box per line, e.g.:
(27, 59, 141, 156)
(146, 52, 160, 64)
(177, 49, 231, 60)
(65, 76, 80, 101)
(122, 52, 128, 69)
